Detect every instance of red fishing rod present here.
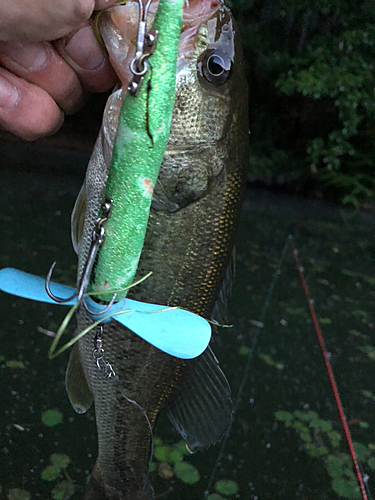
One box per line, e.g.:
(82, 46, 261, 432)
(290, 237, 369, 500)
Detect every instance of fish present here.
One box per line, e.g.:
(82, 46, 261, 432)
(67, 0, 249, 498)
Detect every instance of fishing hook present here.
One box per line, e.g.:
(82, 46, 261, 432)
(45, 198, 117, 314)
(128, 0, 158, 95)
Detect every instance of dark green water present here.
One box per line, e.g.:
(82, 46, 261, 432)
(0, 148, 374, 499)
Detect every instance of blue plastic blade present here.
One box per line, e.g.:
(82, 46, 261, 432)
(0, 268, 211, 359)
(84, 296, 211, 359)
(0, 268, 77, 305)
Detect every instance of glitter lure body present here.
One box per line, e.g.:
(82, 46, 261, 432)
(92, 0, 184, 301)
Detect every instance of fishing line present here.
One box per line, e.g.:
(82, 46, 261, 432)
(290, 238, 371, 500)
(204, 235, 291, 498)
(119, 388, 154, 495)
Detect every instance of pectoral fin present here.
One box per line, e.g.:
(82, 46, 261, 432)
(165, 347, 233, 452)
(65, 343, 94, 414)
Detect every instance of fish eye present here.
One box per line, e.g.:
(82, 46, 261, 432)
(199, 49, 232, 85)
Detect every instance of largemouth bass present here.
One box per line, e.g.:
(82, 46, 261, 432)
(67, 0, 249, 498)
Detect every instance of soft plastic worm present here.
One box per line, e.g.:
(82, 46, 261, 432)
(92, 0, 184, 301)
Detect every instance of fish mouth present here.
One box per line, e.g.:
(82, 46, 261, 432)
(100, 0, 223, 87)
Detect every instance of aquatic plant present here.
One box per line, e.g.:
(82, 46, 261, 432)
(275, 409, 375, 499)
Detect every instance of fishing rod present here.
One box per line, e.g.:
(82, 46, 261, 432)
(290, 237, 371, 500)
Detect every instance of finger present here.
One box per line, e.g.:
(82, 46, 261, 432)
(95, 0, 118, 9)
(0, 0, 96, 43)
(0, 68, 64, 141)
(0, 41, 84, 115)
(55, 23, 118, 93)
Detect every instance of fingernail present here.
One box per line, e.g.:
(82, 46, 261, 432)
(64, 26, 105, 70)
(0, 76, 20, 109)
(0, 42, 48, 71)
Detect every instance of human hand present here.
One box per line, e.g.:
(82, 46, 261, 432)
(0, 0, 119, 141)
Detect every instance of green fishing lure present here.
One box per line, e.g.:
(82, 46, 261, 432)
(93, 0, 185, 301)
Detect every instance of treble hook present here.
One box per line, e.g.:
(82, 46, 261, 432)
(45, 198, 117, 315)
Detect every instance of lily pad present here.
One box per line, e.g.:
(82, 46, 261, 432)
(154, 446, 172, 463)
(42, 410, 63, 427)
(174, 461, 200, 484)
(41, 465, 60, 482)
(7, 489, 31, 500)
(50, 454, 71, 470)
(215, 479, 239, 496)
(275, 411, 294, 424)
(332, 478, 361, 500)
(6, 360, 24, 369)
(51, 480, 75, 500)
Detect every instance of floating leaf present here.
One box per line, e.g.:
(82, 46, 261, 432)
(42, 410, 63, 427)
(6, 360, 24, 369)
(7, 489, 31, 500)
(158, 462, 174, 480)
(174, 462, 200, 484)
(359, 421, 369, 429)
(329, 431, 342, 447)
(50, 454, 71, 470)
(275, 411, 294, 424)
(51, 480, 75, 500)
(153, 437, 163, 446)
(238, 346, 251, 356)
(332, 478, 361, 499)
(293, 421, 308, 433)
(361, 390, 374, 399)
(300, 431, 312, 443)
(154, 446, 172, 463)
(327, 455, 345, 479)
(207, 495, 225, 500)
(169, 450, 183, 463)
(41, 465, 60, 482)
(215, 480, 239, 495)
(149, 462, 157, 473)
(0, 355, 5, 362)
(353, 442, 371, 461)
(306, 444, 320, 457)
(310, 419, 332, 432)
(319, 317, 332, 325)
(294, 410, 311, 421)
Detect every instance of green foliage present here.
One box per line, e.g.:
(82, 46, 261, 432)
(152, 438, 239, 494)
(275, 409, 375, 499)
(5, 360, 24, 369)
(41, 410, 63, 427)
(50, 454, 71, 469)
(7, 489, 31, 500)
(233, 0, 375, 205)
(51, 481, 75, 500)
(41, 454, 75, 498)
(41, 465, 61, 482)
(215, 480, 239, 496)
(173, 462, 200, 484)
